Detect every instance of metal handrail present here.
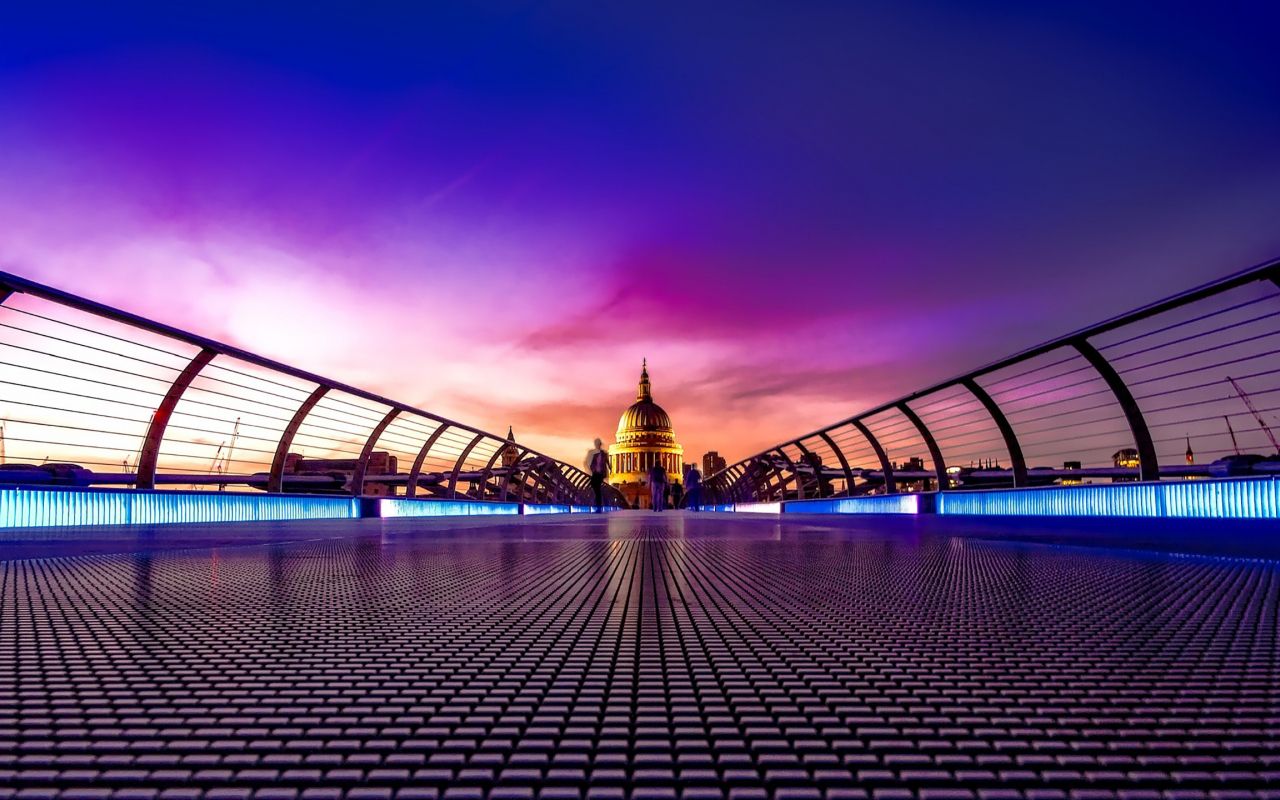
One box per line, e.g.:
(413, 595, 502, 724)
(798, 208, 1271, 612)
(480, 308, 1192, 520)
(0, 269, 599, 506)
(709, 256, 1280, 503)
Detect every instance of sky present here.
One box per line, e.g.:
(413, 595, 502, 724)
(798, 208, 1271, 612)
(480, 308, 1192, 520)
(1, 0, 1278, 466)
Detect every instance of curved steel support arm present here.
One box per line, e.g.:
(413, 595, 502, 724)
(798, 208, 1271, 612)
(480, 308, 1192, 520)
(448, 433, 486, 499)
(817, 432, 856, 497)
(268, 385, 329, 493)
(751, 461, 772, 502)
(897, 402, 948, 491)
(136, 348, 217, 490)
(351, 409, 400, 496)
(474, 442, 511, 500)
(851, 420, 896, 494)
(500, 449, 529, 501)
(773, 450, 801, 501)
(526, 459, 551, 503)
(963, 378, 1028, 487)
(406, 424, 450, 498)
(727, 464, 748, 503)
(792, 443, 817, 499)
(1073, 338, 1159, 481)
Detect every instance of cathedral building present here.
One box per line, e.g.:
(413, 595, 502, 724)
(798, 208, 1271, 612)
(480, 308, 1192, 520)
(609, 361, 684, 507)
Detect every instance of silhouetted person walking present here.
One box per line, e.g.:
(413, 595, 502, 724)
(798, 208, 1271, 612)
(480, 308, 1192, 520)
(671, 481, 684, 510)
(685, 466, 703, 511)
(585, 438, 610, 512)
(649, 462, 668, 511)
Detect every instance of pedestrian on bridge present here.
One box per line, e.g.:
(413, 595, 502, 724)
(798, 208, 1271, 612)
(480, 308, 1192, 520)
(671, 480, 684, 510)
(685, 465, 703, 511)
(648, 461, 668, 511)
(585, 438, 610, 513)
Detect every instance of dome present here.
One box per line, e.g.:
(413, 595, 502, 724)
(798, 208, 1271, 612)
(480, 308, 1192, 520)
(617, 400, 673, 436)
(607, 361, 685, 495)
(614, 360, 676, 442)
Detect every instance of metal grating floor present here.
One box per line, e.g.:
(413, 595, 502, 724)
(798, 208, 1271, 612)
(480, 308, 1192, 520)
(1, 512, 1278, 800)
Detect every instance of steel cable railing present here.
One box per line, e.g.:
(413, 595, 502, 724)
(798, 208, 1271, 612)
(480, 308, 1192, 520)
(709, 257, 1280, 504)
(0, 269, 603, 507)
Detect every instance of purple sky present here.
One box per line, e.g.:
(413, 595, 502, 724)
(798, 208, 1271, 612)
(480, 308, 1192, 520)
(1, 1, 1278, 464)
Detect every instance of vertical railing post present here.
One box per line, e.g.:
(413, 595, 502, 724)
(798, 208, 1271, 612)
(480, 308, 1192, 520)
(268, 385, 329, 493)
(818, 432, 856, 497)
(351, 409, 400, 497)
(750, 461, 771, 502)
(775, 448, 803, 500)
(727, 465, 748, 503)
(962, 378, 1028, 487)
(447, 433, 485, 499)
(475, 443, 510, 501)
(136, 348, 217, 490)
(761, 457, 787, 502)
(406, 425, 450, 498)
(528, 459, 553, 504)
(896, 402, 948, 491)
(1074, 338, 1160, 482)
(851, 420, 896, 494)
(501, 449, 529, 502)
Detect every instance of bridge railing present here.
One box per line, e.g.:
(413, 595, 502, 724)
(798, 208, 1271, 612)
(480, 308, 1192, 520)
(708, 257, 1280, 504)
(0, 269, 611, 507)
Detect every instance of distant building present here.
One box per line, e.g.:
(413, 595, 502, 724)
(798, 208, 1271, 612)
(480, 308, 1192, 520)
(502, 426, 519, 468)
(284, 451, 399, 496)
(1112, 448, 1140, 482)
(1061, 460, 1082, 485)
(702, 451, 727, 476)
(608, 361, 684, 509)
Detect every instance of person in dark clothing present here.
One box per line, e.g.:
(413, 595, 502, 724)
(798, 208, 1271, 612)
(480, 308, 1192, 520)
(648, 462, 668, 511)
(671, 481, 684, 510)
(584, 438, 610, 512)
(685, 466, 703, 511)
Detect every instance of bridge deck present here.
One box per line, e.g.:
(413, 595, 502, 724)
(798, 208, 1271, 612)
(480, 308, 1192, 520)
(2, 511, 1278, 799)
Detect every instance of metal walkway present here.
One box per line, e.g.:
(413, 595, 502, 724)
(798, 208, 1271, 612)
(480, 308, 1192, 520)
(2, 512, 1278, 799)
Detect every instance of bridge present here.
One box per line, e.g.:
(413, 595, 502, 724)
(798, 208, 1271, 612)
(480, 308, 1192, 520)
(706, 258, 1280, 517)
(2, 261, 1280, 800)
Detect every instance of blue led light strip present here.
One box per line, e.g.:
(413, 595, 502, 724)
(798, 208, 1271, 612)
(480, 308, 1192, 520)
(0, 486, 359, 528)
(937, 477, 1280, 518)
(379, 498, 521, 517)
(523, 504, 573, 515)
(785, 494, 920, 515)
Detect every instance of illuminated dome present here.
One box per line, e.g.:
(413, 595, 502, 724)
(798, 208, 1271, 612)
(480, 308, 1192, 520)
(617, 399, 673, 437)
(608, 361, 684, 489)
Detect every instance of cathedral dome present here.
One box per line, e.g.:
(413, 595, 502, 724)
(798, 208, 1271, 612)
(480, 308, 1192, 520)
(617, 400, 673, 436)
(608, 361, 684, 494)
(614, 361, 676, 443)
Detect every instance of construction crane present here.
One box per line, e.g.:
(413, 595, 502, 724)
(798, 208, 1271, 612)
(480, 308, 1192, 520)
(1224, 415, 1240, 455)
(208, 441, 226, 481)
(219, 418, 241, 492)
(1227, 376, 1280, 454)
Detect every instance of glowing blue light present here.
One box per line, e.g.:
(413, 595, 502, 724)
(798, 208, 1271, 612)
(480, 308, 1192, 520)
(785, 494, 920, 515)
(0, 486, 358, 528)
(523, 504, 573, 515)
(379, 498, 520, 517)
(735, 502, 782, 514)
(937, 477, 1280, 518)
